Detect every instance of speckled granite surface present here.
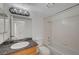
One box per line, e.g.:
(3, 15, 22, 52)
(0, 38, 38, 55)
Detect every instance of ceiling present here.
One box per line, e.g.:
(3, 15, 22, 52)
(5, 3, 77, 18)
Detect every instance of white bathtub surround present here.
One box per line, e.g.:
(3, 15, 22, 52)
(44, 5, 79, 55)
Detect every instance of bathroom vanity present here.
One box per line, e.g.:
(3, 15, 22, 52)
(0, 38, 38, 55)
(0, 4, 38, 55)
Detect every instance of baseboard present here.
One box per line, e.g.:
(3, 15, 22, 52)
(44, 44, 64, 55)
(44, 43, 79, 55)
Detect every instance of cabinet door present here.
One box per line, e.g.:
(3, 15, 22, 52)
(43, 19, 52, 45)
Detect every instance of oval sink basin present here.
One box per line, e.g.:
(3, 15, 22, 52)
(11, 41, 29, 49)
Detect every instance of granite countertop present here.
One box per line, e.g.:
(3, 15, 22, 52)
(0, 38, 38, 55)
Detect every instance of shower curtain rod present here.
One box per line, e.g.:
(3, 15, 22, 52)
(50, 4, 79, 17)
(56, 4, 79, 15)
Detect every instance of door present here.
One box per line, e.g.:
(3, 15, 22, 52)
(43, 18, 52, 45)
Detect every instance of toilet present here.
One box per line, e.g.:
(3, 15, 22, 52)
(35, 41, 50, 55)
(38, 46, 50, 55)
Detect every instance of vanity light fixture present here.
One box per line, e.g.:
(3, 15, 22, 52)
(9, 7, 30, 16)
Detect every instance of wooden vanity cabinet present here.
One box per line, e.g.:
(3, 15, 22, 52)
(9, 47, 38, 55)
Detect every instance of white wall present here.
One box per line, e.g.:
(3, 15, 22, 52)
(46, 5, 79, 55)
